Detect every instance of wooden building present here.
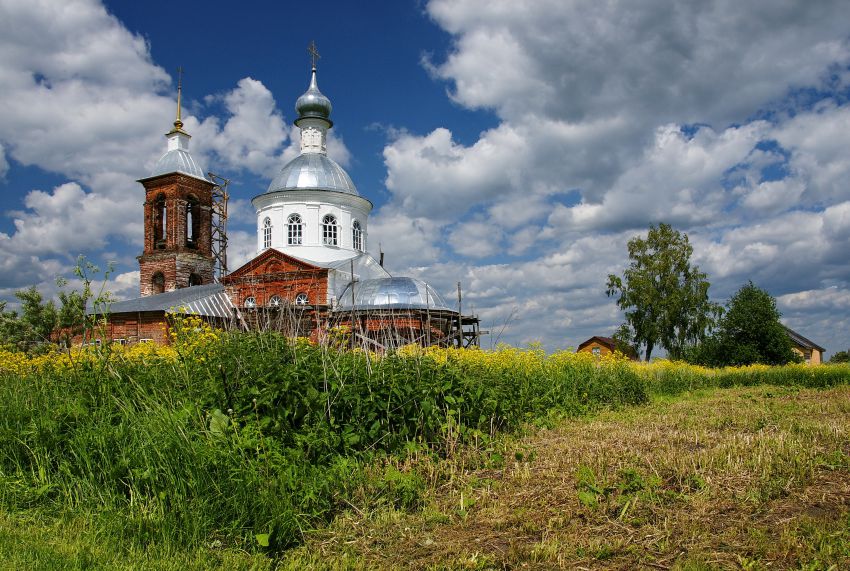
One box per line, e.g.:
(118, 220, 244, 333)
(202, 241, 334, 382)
(784, 326, 825, 365)
(576, 336, 638, 360)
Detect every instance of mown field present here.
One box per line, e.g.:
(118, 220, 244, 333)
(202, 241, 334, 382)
(0, 320, 847, 569)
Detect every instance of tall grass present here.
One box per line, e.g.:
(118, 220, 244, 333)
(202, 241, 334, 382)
(0, 321, 847, 554)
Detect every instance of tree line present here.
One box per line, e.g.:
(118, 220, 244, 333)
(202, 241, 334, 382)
(606, 223, 816, 366)
(0, 259, 110, 352)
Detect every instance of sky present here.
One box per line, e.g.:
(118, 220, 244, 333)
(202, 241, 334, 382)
(1, 0, 850, 356)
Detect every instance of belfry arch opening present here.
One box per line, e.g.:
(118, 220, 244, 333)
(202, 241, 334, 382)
(154, 194, 167, 248)
(186, 195, 200, 248)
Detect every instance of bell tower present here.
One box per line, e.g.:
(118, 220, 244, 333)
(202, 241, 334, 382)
(137, 70, 215, 296)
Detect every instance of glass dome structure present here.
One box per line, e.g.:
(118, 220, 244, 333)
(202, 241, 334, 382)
(335, 277, 453, 311)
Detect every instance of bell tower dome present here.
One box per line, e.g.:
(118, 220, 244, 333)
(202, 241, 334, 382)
(137, 70, 216, 296)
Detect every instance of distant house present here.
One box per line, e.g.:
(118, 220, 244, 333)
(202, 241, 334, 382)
(576, 336, 638, 360)
(784, 326, 825, 365)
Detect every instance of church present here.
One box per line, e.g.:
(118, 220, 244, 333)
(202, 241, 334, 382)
(96, 51, 480, 350)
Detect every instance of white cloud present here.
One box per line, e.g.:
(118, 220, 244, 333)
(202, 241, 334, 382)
(427, 0, 850, 125)
(778, 287, 850, 312)
(779, 286, 850, 358)
(102, 270, 139, 301)
(547, 122, 769, 232)
(367, 207, 443, 267)
(773, 102, 850, 205)
(225, 229, 258, 271)
(4, 182, 139, 255)
(194, 78, 289, 178)
(447, 220, 503, 258)
(383, 125, 526, 219)
(0, 0, 354, 306)
(741, 178, 805, 214)
(0, 0, 171, 186)
(371, 0, 850, 352)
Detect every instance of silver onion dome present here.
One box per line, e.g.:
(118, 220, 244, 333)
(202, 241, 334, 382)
(336, 277, 452, 311)
(266, 153, 358, 195)
(295, 68, 332, 125)
(149, 147, 208, 181)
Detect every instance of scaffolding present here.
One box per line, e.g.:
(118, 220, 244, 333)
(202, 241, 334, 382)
(208, 172, 230, 280)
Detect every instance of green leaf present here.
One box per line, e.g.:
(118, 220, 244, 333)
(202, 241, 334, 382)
(255, 533, 270, 547)
(209, 409, 229, 436)
(577, 490, 599, 508)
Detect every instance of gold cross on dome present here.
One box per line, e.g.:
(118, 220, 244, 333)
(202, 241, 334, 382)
(307, 40, 321, 69)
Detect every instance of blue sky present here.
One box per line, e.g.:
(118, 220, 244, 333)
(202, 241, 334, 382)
(1, 0, 850, 356)
(105, 1, 497, 200)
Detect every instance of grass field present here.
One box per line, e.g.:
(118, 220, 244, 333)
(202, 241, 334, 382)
(1, 326, 848, 569)
(279, 385, 850, 570)
(1, 383, 848, 570)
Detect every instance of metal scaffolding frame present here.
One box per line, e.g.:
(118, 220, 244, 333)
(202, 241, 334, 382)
(208, 172, 230, 280)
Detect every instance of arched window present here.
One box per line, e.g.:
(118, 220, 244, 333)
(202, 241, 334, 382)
(268, 295, 282, 308)
(188, 273, 203, 287)
(263, 217, 272, 249)
(352, 220, 363, 251)
(186, 195, 200, 247)
(152, 272, 165, 294)
(287, 214, 302, 245)
(154, 194, 167, 248)
(243, 296, 256, 309)
(295, 292, 309, 306)
(322, 214, 337, 246)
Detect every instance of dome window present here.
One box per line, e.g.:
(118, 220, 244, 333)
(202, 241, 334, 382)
(352, 220, 363, 251)
(322, 214, 337, 246)
(263, 217, 272, 249)
(295, 292, 309, 306)
(244, 296, 256, 309)
(288, 214, 303, 245)
(268, 295, 282, 308)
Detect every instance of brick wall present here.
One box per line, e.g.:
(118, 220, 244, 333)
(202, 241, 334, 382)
(222, 249, 330, 309)
(70, 311, 171, 345)
(138, 172, 215, 296)
(138, 251, 216, 296)
(226, 272, 328, 308)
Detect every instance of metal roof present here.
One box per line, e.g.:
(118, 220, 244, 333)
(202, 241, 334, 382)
(295, 68, 332, 125)
(335, 277, 453, 312)
(266, 153, 358, 195)
(149, 148, 209, 181)
(90, 283, 235, 318)
(783, 325, 826, 352)
(577, 336, 617, 351)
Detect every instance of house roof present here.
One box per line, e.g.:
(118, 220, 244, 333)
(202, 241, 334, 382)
(89, 283, 235, 318)
(783, 325, 826, 352)
(576, 336, 639, 359)
(577, 336, 617, 351)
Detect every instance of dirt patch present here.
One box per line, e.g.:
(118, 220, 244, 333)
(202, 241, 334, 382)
(760, 470, 850, 526)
